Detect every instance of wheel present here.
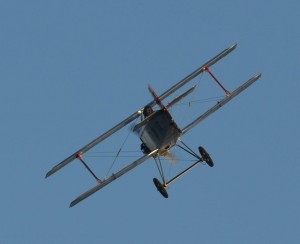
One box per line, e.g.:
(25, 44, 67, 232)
(199, 146, 214, 167)
(153, 178, 168, 198)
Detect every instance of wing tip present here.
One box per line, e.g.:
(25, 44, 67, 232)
(45, 170, 52, 178)
(69, 196, 80, 207)
(252, 73, 262, 82)
(230, 43, 238, 50)
(45, 166, 58, 178)
(69, 201, 76, 208)
(69, 195, 85, 208)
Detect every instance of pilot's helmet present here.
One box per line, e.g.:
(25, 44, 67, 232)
(143, 106, 153, 117)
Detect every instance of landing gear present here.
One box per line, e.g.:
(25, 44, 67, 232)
(152, 144, 214, 198)
(153, 178, 168, 198)
(199, 146, 214, 167)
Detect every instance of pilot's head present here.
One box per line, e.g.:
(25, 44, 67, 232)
(143, 106, 153, 117)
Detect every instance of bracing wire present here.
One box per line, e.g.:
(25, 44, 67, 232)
(171, 70, 225, 108)
(174, 72, 204, 124)
(177, 95, 225, 106)
(105, 117, 139, 177)
(87, 150, 141, 158)
(87, 151, 197, 161)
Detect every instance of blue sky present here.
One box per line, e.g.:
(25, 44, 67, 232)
(1, 0, 299, 243)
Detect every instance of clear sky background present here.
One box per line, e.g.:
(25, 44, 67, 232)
(1, 0, 299, 243)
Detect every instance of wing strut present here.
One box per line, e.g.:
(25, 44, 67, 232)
(181, 73, 262, 135)
(77, 153, 102, 183)
(204, 66, 231, 96)
(70, 149, 158, 207)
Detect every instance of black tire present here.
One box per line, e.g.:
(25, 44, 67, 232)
(153, 178, 168, 198)
(199, 146, 214, 167)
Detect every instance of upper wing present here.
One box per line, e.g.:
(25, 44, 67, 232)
(181, 73, 262, 135)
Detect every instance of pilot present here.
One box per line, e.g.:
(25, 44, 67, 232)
(143, 105, 153, 118)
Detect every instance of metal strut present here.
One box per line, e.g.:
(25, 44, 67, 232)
(164, 142, 202, 186)
(76, 153, 102, 183)
(204, 66, 231, 96)
(163, 144, 214, 187)
(177, 140, 200, 159)
(154, 156, 166, 184)
(165, 160, 202, 187)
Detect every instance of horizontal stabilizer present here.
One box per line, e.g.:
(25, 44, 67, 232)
(166, 85, 196, 108)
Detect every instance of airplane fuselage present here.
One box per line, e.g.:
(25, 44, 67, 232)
(139, 109, 181, 155)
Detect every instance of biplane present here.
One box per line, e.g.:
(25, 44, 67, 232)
(46, 44, 261, 207)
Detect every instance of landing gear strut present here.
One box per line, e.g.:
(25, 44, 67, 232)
(153, 145, 214, 198)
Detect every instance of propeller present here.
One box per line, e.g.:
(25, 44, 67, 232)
(162, 150, 178, 164)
